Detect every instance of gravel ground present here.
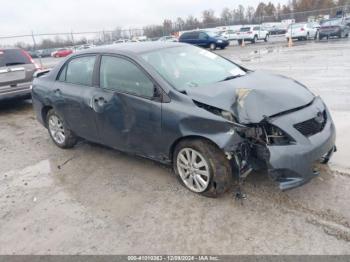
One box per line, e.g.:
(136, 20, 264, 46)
(1, 38, 350, 254)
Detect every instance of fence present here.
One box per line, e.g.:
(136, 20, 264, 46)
(0, 4, 349, 51)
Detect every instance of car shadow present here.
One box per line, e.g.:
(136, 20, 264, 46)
(0, 99, 32, 116)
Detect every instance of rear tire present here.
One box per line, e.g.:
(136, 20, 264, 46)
(264, 34, 269, 42)
(46, 109, 77, 149)
(252, 35, 257, 43)
(173, 139, 233, 198)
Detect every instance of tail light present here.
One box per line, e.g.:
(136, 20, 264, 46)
(21, 50, 41, 70)
(300, 28, 305, 31)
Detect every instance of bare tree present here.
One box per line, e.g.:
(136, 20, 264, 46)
(202, 9, 218, 26)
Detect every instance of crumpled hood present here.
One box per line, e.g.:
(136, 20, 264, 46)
(186, 70, 315, 124)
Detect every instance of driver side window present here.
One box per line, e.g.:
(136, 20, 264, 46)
(99, 56, 155, 98)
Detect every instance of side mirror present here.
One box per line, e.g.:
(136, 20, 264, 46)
(153, 85, 161, 98)
(153, 85, 170, 103)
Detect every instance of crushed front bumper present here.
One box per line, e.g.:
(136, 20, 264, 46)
(266, 97, 336, 190)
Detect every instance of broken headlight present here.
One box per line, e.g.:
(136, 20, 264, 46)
(221, 110, 235, 122)
(245, 124, 295, 145)
(193, 100, 237, 122)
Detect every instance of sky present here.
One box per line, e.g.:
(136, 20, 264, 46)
(0, 0, 286, 37)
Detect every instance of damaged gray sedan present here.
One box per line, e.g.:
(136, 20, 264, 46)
(32, 42, 336, 197)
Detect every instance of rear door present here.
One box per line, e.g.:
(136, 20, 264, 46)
(187, 32, 200, 45)
(253, 26, 261, 38)
(0, 49, 36, 89)
(307, 23, 317, 38)
(53, 55, 100, 142)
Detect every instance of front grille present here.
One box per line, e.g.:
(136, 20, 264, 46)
(294, 110, 327, 137)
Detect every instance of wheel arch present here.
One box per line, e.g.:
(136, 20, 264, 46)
(169, 135, 222, 163)
(41, 105, 53, 128)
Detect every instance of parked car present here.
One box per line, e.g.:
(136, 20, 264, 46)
(345, 17, 350, 27)
(113, 39, 130, 44)
(318, 18, 350, 39)
(38, 48, 56, 58)
(75, 44, 95, 51)
(236, 25, 269, 44)
(157, 36, 178, 42)
(268, 26, 287, 35)
(51, 48, 73, 58)
(220, 29, 239, 40)
(0, 48, 39, 101)
(179, 31, 229, 50)
(32, 42, 336, 197)
(286, 22, 319, 41)
(27, 50, 40, 58)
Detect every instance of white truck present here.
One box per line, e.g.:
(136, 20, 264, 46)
(236, 25, 269, 44)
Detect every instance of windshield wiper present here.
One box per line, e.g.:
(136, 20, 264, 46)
(220, 75, 244, 82)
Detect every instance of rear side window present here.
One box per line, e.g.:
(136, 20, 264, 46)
(180, 33, 190, 40)
(0, 49, 31, 67)
(253, 26, 260, 30)
(58, 56, 96, 86)
(182, 32, 198, 39)
(99, 56, 154, 98)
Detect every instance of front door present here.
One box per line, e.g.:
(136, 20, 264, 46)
(92, 55, 162, 158)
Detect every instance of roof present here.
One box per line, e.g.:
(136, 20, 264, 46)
(78, 41, 186, 55)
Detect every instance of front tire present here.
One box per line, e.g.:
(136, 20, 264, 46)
(173, 139, 233, 198)
(252, 35, 257, 43)
(209, 43, 216, 50)
(314, 31, 319, 40)
(264, 34, 269, 42)
(46, 109, 77, 149)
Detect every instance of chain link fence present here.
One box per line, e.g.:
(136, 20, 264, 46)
(1, 5, 349, 52)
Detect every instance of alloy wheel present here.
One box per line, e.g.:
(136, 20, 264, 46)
(48, 115, 66, 144)
(176, 148, 210, 193)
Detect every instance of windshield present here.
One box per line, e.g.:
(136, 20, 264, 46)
(289, 23, 305, 29)
(141, 45, 246, 90)
(206, 31, 219, 37)
(321, 19, 342, 26)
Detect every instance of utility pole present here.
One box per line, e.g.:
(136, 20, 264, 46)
(71, 30, 75, 45)
(31, 31, 37, 50)
(31, 30, 43, 68)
